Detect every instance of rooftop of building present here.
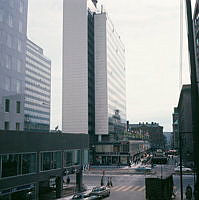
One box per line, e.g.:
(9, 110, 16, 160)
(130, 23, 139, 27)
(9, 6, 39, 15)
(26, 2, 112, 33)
(27, 38, 51, 63)
(129, 122, 162, 128)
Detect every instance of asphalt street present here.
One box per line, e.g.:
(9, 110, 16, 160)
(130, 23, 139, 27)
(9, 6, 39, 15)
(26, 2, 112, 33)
(59, 157, 195, 200)
(62, 173, 194, 200)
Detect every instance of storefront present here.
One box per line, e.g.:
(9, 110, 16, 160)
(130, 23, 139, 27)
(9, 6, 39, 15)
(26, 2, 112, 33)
(0, 184, 36, 200)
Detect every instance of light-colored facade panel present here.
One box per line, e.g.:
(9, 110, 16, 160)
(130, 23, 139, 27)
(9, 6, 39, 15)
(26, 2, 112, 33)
(94, 13, 108, 135)
(62, 0, 88, 134)
(95, 12, 126, 136)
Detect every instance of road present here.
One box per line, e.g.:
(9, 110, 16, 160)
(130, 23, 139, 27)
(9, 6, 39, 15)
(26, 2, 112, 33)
(63, 173, 194, 200)
(59, 157, 195, 200)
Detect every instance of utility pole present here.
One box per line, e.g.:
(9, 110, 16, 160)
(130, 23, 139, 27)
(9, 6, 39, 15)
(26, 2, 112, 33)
(185, 0, 199, 199)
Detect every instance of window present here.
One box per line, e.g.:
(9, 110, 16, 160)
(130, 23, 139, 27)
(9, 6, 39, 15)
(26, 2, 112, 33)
(17, 59, 22, 72)
(17, 40, 22, 52)
(19, 0, 24, 13)
(5, 77, 11, 91)
(22, 153, 36, 174)
(0, 9, 3, 22)
(9, 0, 14, 8)
(19, 21, 23, 33)
(64, 150, 80, 167)
(16, 80, 21, 93)
(4, 121, 9, 130)
(8, 15, 13, 27)
(0, 153, 36, 178)
(16, 101, 20, 113)
(5, 54, 12, 69)
(5, 99, 10, 112)
(7, 34, 12, 48)
(0, 30, 3, 44)
(16, 123, 20, 130)
(40, 151, 62, 171)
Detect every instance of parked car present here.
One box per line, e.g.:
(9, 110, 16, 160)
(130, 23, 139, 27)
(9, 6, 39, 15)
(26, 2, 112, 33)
(90, 186, 110, 198)
(135, 165, 152, 172)
(174, 166, 192, 172)
(72, 193, 100, 200)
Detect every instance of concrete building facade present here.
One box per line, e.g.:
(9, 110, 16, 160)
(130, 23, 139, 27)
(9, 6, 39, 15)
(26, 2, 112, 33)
(129, 122, 164, 149)
(94, 12, 126, 140)
(62, 0, 126, 144)
(24, 39, 51, 132)
(0, 0, 28, 130)
(0, 131, 89, 200)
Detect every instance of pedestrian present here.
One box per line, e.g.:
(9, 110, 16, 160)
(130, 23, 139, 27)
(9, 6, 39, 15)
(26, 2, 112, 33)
(101, 176, 104, 186)
(110, 177, 113, 187)
(106, 177, 110, 187)
(66, 176, 70, 184)
(185, 184, 192, 200)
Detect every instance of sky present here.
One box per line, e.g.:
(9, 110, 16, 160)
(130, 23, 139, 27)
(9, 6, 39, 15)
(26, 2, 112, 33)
(28, 0, 194, 132)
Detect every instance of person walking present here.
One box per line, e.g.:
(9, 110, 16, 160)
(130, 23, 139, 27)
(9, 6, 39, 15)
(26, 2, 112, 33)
(66, 176, 70, 184)
(185, 184, 192, 200)
(110, 177, 113, 187)
(106, 177, 110, 187)
(101, 176, 104, 186)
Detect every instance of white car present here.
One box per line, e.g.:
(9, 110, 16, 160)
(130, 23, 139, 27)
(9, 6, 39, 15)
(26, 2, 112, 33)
(135, 165, 152, 172)
(174, 166, 192, 172)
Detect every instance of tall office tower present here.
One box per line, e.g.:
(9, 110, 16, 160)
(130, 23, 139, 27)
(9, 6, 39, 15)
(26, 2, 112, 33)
(0, 0, 28, 130)
(63, 0, 97, 138)
(63, 0, 126, 142)
(94, 13, 126, 141)
(24, 39, 51, 132)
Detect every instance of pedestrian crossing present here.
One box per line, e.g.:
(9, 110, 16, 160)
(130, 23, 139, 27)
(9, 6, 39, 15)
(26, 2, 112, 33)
(111, 185, 145, 192)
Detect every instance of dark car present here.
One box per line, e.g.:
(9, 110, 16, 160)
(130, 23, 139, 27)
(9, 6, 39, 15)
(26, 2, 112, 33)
(72, 193, 100, 200)
(90, 186, 110, 198)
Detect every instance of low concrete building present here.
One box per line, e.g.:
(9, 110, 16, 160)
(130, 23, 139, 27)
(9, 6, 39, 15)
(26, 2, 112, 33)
(0, 131, 89, 200)
(94, 140, 150, 165)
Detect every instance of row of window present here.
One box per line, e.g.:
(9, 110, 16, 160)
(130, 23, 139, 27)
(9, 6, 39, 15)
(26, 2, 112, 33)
(4, 121, 21, 131)
(0, 32, 23, 52)
(0, 150, 89, 179)
(4, 77, 22, 93)
(1, 53, 23, 73)
(8, 0, 24, 13)
(5, 99, 21, 113)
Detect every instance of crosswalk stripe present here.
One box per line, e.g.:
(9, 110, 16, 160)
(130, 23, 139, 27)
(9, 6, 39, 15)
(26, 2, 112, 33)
(112, 186, 120, 190)
(122, 186, 133, 192)
(131, 186, 140, 191)
(137, 186, 145, 192)
(114, 186, 127, 191)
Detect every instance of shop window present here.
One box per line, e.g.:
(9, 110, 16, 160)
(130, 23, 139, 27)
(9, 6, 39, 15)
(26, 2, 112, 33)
(1, 154, 21, 177)
(40, 151, 61, 171)
(22, 153, 36, 174)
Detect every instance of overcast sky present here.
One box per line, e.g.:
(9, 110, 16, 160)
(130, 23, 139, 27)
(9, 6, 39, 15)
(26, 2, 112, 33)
(28, 0, 194, 132)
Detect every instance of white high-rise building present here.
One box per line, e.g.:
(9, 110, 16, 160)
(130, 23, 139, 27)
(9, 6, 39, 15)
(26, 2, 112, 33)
(94, 13, 126, 139)
(62, 0, 126, 142)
